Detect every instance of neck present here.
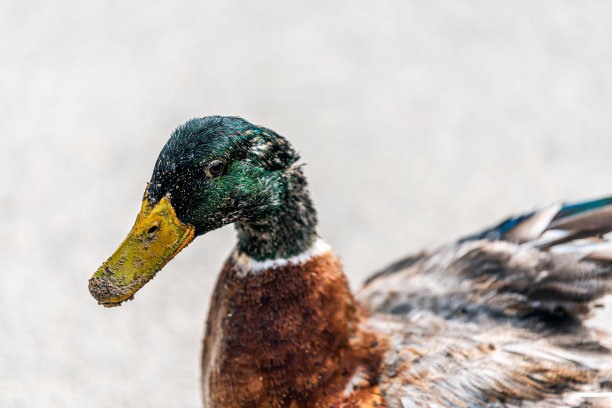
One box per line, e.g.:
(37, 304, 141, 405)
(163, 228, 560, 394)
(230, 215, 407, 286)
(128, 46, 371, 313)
(235, 166, 317, 261)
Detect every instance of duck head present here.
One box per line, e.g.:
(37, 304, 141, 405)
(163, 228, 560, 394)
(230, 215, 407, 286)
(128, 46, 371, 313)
(89, 116, 301, 307)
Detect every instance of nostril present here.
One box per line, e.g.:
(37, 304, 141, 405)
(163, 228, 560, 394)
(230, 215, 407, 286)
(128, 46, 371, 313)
(147, 225, 158, 235)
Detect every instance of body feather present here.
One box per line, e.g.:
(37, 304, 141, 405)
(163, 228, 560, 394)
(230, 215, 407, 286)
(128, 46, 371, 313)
(359, 197, 612, 407)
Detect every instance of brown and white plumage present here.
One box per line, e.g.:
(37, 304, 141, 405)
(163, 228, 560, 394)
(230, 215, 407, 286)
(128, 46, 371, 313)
(358, 198, 612, 407)
(90, 118, 612, 407)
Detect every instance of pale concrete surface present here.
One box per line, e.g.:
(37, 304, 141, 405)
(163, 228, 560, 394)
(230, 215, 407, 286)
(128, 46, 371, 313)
(2, 1, 612, 407)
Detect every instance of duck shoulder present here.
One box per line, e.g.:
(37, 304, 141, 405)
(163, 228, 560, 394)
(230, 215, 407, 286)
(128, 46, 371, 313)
(358, 197, 612, 407)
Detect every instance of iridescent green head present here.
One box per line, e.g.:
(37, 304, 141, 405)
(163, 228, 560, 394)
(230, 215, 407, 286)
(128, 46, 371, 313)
(147, 116, 300, 233)
(89, 116, 316, 307)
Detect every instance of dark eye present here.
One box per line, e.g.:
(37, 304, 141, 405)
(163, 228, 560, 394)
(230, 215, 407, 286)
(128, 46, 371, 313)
(207, 160, 226, 177)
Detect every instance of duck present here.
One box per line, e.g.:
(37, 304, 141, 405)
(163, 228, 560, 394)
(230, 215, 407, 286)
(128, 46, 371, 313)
(89, 116, 612, 408)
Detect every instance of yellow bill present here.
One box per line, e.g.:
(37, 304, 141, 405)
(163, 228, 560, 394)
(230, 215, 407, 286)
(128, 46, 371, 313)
(89, 192, 195, 307)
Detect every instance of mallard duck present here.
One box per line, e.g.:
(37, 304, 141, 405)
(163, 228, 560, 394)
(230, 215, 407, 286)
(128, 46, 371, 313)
(90, 116, 612, 408)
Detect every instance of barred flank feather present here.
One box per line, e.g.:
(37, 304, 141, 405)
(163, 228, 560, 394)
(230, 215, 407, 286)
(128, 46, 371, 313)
(359, 196, 612, 407)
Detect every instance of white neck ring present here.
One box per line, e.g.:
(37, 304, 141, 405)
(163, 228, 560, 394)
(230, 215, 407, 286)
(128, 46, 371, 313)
(232, 238, 332, 275)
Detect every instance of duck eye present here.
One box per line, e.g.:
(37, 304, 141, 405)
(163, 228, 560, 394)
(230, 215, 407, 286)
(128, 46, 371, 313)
(207, 160, 226, 177)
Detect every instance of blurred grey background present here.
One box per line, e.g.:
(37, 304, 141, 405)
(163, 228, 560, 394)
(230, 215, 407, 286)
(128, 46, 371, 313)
(2, 1, 612, 407)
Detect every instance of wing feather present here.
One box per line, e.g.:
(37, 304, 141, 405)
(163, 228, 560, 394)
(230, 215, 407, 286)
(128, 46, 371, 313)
(359, 196, 612, 407)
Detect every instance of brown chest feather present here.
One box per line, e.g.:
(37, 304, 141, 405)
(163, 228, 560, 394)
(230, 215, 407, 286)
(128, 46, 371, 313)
(201, 252, 385, 408)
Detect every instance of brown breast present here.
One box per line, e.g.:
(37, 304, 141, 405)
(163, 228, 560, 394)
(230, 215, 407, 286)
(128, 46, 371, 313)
(201, 250, 386, 408)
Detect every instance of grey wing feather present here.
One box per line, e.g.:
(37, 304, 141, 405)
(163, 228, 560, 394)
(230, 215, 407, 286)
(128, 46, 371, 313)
(361, 198, 612, 327)
(359, 198, 612, 407)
